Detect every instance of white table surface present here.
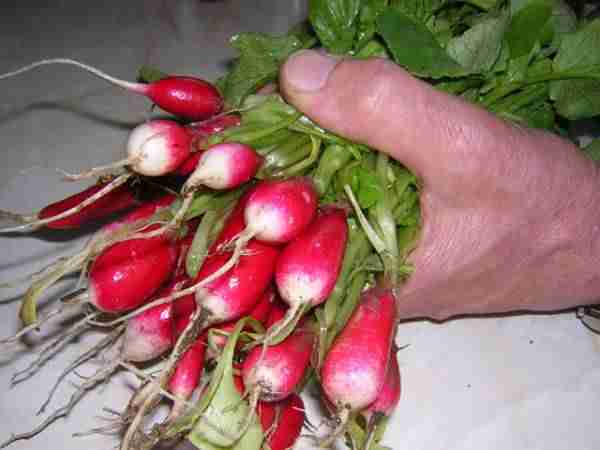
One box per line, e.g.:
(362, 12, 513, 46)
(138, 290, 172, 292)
(1, 1, 599, 449)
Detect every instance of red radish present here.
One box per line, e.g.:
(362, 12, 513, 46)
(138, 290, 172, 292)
(100, 193, 176, 235)
(258, 394, 305, 450)
(319, 287, 397, 445)
(206, 286, 275, 358)
(167, 335, 207, 420)
(233, 375, 305, 450)
(183, 143, 262, 190)
(0, 58, 223, 120)
(174, 152, 203, 177)
(64, 120, 193, 180)
(0, 176, 136, 232)
(242, 303, 315, 402)
(88, 225, 178, 313)
(191, 237, 279, 326)
(361, 348, 401, 449)
(186, 114, 241, 143)
(267, 207, 348, 344)
(176, 115, 241, 176)
(363, 348, 401, 420)
(121, 276, 187, 362)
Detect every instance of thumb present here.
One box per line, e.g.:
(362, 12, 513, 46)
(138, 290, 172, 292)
(279, 50, 508, 182)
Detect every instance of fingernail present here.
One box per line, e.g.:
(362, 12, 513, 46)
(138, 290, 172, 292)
(283, 50, 340, 92)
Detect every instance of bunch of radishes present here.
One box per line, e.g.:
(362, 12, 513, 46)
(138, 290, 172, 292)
(0, 56, 414, 450)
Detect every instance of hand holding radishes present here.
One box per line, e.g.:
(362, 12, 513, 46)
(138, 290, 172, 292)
(280, 50, 600, 320)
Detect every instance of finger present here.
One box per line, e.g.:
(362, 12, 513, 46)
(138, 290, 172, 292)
(279, 50, 513, 182)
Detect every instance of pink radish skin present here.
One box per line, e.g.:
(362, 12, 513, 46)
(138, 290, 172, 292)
(88, 225, 179, 313)
(242, 303, 314, 401)
(321, 287, 396, 412)
(184, 143, 262, 191)
(122, 276, 188, 362)
(275, 207, 348, 309)
(243, 178, 318, 244)
(0, 59, 223, 121)
(364, 349, 401, 420)
(38, 181, 137, 229)
(126, 120, 192, 176)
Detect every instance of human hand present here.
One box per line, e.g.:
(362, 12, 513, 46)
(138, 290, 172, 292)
(279, 50, 600, 321)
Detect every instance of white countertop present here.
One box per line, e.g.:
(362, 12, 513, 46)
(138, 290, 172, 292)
(1, 1, 599, 449)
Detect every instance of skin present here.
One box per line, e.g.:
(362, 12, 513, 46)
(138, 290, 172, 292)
(279, 50, 600, 321)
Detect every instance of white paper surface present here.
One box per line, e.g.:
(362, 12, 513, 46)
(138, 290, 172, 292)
(1, 1, 599, 450)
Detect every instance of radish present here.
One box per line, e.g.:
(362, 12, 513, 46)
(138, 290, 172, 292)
(266, 206, 348, 345)
(258, 394, 305, 450)
(242, 177, 318, 244)
(319, 287, 397, 446)
(360, 347, 401, 449)
(0, 58, 223, 120)
(363, 348, 401, 421)
(99, 193, 176, 236)
(206, 286, 275, 359)
(121, 276, 187, 362)
(233, 375, 305, 450)
(242, 303, 315, 402)
(190, 236, 279, 328)
(176, 115, 242, 176)
(183, 143, 262, 191)
(88, 225, 179, 313)
(0, 175, 136, 233)
(63, 120, 193, 180)
(167, 335, 207, 421)
(233, 303, 314, 443)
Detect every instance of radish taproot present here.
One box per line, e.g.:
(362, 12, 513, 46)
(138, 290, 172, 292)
(266, 206, 348, 344)
(319, 287, 397, 446)
(0, 58, 223, 120)
(0, 175, 136, 233)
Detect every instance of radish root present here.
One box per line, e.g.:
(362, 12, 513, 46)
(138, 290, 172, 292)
(37, 326, 124, 415)
(0, 359, 120, 449)
(11, 313, 97, 385)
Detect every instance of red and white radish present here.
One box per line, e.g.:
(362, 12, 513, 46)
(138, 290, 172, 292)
(0, 58, 222, 120)
(206, 286, 275, 359)
(121, 276, 187, 362)
(0, 175, 136, 233)
(183, 143, 262, 191)
(242, 302, 315, 402)
(319, 287, 397, 446)
(242, 177, 318, 244)
(64, 120, 193, 180)
(267, 206, 348, 344)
